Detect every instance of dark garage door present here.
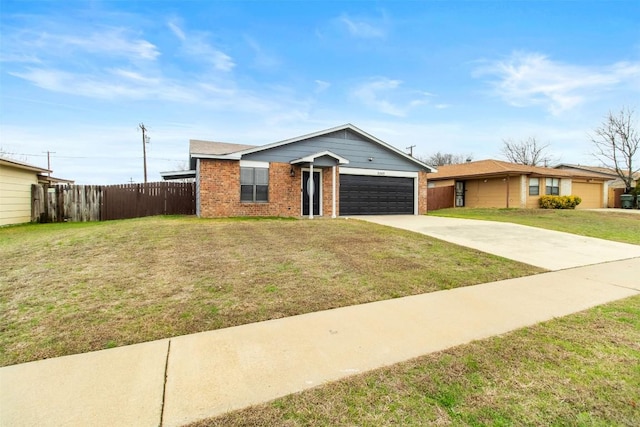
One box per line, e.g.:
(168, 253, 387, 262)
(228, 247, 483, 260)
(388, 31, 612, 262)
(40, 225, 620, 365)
(339, 174, 414, 215)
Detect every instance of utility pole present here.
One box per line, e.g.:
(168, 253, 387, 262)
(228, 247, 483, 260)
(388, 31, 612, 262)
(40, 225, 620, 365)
(139, 123, 149, 183)
(406, 145, 416, 157)
(43, 151, 56, 177)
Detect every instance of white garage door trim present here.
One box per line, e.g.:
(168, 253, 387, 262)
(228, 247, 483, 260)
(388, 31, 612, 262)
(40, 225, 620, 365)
(339, 167, 419, 215)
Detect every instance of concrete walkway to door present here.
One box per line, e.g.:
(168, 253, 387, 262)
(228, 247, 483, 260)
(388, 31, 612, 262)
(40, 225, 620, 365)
(355, 215, 640, 270)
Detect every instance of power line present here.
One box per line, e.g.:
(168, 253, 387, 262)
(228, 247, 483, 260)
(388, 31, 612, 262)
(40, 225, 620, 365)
(10, 153, 182, 161)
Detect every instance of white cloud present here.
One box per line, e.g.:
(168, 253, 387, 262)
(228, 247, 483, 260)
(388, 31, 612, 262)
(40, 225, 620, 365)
(350, 77, 432, 117)
(338, 14, 386, 39)
(6, 27, 160, 61)
(110, 69, 162, 85)
(244, 36, 280, 70)
(9, 68, 198, 102)
(167, 21, 234, 72)
(314, 80, 331, 93)
(475, 52, 640, 115)
(167, 21, 186, 41)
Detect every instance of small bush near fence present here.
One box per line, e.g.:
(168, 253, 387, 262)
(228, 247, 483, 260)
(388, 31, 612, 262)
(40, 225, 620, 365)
(539, 195, 582, 209)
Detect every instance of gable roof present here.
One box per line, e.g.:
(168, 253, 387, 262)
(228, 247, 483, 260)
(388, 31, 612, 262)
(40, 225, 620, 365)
(430, 159, 607, 180)
(0, 157, 50, 174)
(189, 140, 257, 156)
(555, 164, 619, 178)
(290, 150, 350, 165)
(556, 163, 640, 180)
(190, 124, 436, 172)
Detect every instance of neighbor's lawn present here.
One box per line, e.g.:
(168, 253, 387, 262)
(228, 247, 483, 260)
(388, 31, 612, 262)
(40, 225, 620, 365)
(430, 208, 640, 245)
(192, 295, 640, 427)
(0, 216, 542, 366)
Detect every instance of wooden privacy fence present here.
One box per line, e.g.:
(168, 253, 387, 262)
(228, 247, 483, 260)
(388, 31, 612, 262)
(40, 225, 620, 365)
(610, 188, 625, 208)
(32, 182, 195, 223)
(427, 185, 454, 211)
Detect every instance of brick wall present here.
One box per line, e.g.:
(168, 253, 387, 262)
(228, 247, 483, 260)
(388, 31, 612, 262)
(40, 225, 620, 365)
(418, 171, 428, 214)
(322, 167, 337, 217)
(199, 159, 427, 217)
(199, 159, 301, 217)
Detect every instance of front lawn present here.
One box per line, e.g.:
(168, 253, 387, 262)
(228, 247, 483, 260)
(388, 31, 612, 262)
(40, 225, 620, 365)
(193, 294, 640, 426)
(0, 216, 541, 366)
(430, 208, 640, 245)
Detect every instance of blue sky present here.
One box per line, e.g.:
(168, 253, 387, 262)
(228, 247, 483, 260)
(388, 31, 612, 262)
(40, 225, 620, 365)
(1, 0, 638, 184)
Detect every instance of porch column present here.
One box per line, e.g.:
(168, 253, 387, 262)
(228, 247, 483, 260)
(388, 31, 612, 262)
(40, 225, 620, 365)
(196, 158, 201, 217)
(332, 165, 336, 218)
(309, 163, 314, 219)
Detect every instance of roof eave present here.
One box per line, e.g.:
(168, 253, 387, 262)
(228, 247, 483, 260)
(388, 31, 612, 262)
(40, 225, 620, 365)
(160, 170, 196, 180)
(290, 150, 350, 165)
(0, 158, 50, 174)
(230, 123, 436, 173)
(190, 153, 242, 160)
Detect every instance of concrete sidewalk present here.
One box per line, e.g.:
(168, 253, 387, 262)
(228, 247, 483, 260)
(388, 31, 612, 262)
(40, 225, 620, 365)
(2, 256, 639, 427)
(356, 215, 640, 270)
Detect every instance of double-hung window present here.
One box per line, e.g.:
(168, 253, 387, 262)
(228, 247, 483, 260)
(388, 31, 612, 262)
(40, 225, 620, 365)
(240, 167, 269, 202)
(545, 178, 559, 195)
(529, 178, 540, 196)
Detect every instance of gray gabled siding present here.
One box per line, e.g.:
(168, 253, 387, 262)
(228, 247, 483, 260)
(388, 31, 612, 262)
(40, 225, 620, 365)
(243, 130, 421, 172)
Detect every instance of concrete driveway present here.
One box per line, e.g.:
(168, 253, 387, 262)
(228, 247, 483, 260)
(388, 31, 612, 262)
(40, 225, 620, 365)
(355, 215, 640, 270)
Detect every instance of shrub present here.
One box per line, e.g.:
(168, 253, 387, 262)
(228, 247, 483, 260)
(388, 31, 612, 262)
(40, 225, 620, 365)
(539, 195, 582, 209)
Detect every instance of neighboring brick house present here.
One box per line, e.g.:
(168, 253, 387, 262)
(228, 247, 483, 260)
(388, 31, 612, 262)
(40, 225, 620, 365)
(162, 124, 435, 218)
(428, 159, 609, 209)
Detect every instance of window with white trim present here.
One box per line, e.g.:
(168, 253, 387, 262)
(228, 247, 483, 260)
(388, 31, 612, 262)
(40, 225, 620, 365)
(529, 177, 539, 196)
(240, 167, 269, 202)
(545, 178, 559, 195)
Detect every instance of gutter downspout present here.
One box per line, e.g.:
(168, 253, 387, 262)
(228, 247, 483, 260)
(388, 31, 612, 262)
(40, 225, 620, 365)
(196, 158, 201, 217)
(309, 163, 314, 219)
(332, 165, 336, 218)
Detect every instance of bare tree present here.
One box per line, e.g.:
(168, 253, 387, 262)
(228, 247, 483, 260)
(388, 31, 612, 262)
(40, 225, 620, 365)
(170, 160, 195, 183)
(419, 152, 473, 167)
(591, 107, 639, 194)
(501, 137, 554, 166)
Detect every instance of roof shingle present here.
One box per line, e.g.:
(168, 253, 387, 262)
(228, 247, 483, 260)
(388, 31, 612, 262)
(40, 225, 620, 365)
(430, 159, 608, 180)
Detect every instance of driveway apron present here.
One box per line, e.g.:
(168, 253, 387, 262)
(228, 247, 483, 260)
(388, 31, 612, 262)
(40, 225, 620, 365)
(354, 215, 640, 270)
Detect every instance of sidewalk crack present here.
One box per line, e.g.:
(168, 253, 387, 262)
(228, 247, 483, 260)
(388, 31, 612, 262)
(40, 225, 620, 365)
(159, 339, 171, 427)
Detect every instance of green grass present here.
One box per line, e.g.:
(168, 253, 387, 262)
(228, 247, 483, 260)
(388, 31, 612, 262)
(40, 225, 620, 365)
(0, 216, 542, 366)
(429, 208, 640, 245)
(191, 295, 640, 427)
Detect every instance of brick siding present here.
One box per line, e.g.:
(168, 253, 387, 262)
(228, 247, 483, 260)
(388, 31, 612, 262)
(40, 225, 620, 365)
(418, 171, 428, 214)
(199, 159, 427, 217)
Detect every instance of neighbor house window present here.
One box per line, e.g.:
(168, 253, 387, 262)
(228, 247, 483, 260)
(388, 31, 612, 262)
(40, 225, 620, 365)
(240, 167, 269, 202)
(529, 178, 539, 196)
(545, 178, 559, 195)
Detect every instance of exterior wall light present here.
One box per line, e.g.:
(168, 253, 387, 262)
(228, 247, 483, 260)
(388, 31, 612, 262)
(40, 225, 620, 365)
(290, 167, 295, 177)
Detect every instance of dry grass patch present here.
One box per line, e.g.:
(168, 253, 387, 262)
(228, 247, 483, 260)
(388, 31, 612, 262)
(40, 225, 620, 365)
(0, 216, 541, 366)
(193, 295, 640, 427)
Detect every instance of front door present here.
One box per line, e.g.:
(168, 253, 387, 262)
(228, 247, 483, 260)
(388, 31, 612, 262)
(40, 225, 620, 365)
(302, 171, 320, 216)
(455, 181, 465, 207)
